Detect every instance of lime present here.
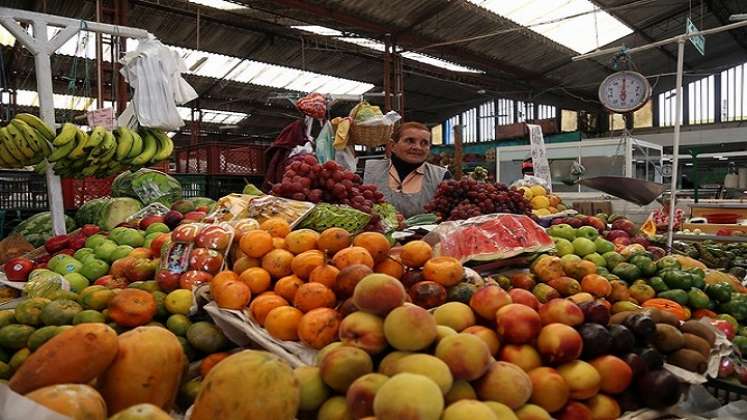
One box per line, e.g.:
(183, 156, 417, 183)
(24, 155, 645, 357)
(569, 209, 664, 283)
(164, 289, 193, 315)
(166, 314, 192, 336)
(73, 310, 106, 324)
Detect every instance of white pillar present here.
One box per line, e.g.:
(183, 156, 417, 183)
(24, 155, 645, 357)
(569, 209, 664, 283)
(666, 38, 686, 249)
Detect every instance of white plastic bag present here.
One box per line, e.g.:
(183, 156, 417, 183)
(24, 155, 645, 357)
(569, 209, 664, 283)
(120, 38, 197, 131)
(335, 145, 357, 171)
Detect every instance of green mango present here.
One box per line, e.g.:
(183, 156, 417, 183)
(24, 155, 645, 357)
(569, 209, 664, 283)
(657, 289, 689, 306)
(647, 276, 669, 293)
(687, 288, 710, 310)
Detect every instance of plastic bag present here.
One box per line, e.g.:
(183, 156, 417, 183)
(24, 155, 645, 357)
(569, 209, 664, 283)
(295, 92, 327, 119)
(119, 38, 197, 130)
(289, 142, 314, 159)
(510, 175, 552, 190)
(358, 110, 402, 127)
(112, 169, 182, 206)
(335, 145, 357, 171)
(315, 121, 335, 163)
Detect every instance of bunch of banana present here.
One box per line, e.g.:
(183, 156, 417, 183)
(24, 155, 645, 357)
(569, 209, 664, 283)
(0, 113, 54, 169)
(48, 123, 174, 179)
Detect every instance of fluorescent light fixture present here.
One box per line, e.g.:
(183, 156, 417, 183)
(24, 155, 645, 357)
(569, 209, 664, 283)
(187, 0, 247, 10)
(684, 163, 693, 166)
(293, 25, 484, 73)
(177, 107, 248, 124)
(466, 0, 633, 54)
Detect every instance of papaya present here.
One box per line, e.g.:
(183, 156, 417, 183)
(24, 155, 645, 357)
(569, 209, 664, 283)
(8, 323, 118, 394)
(14, 297, 50, 326)
(26, 384, 107, 420)
(191, 350, 300, 420)
(109, 403, 172, 420)
(40, 299, 83, 326)
(0, 324, 35, 350)
(98, 326, 185, 415)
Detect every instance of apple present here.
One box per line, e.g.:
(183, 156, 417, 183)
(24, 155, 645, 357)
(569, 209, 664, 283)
(172, 224, 200, 243)
(4, 257, 33, 281)
(611, 219, 637, 236)
(572, 237, 596, 257)
(139, 215, 165, 230)
(584, 252, 606, 267)
(584, 216, 606, 232)
(630, 236, 651, 248)
(736, 365, 747, 386)
(605, 230, 630, 241)
(553, 237, 575, 256)
(68, 233, 87, 251)
(184, 211, 207, 221)
(163, 210, 184, 229)
(719, 357, 736, 378)
(612, 237, 631, 247)
(547, 224, 576, 242)
(179, 270, 213, 289)
(95, 274, 128, 288)
(150, 233, 171, 257)
(646, 246, 666, 260)
(45, 235, 70, 254)
(602, 251, 625, 270)
(565, 217, 584, 228)
(594, 237, 615, 254)
(156, 270, 181, 292)
(189, 248, 224, 274)
(124, 257, 158, 283)
(576, 226, 600, 240)
(711, 320, 736, 340)
(80, 224, 101, 236)
(195, 225, 231, 252)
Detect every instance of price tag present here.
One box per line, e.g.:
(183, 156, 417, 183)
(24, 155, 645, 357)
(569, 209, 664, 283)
(86, 108, 115, 130)
(527, 124, 552, 191)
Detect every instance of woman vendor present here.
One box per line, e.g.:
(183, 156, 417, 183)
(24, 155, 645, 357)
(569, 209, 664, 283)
(363, 122, 451, 218)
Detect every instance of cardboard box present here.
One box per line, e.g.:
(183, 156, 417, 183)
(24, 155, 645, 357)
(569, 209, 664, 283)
(572, 201, 612, 216)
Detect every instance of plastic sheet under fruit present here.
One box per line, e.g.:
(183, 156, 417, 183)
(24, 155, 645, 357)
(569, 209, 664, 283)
(619, 383, 747, 420)
(424, 213, 554, 263)
(204, 301, 317, 368)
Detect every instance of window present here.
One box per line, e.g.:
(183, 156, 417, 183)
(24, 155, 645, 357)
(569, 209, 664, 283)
(444, 115, 459, 145)
(609, 113, 625, 130)
(689, 75, 715, 124)
(462, 108, 478, 143)
(479, 101, 496, 141)
(721, 63, 746, 122)
(431, 124, 443, 145)
(633, 100, 653, 128)
(537, 104, 556, 120)
(561, 110, 578, 132)
(657, 88, 681, 127)
(496, 98, 515, 125)
(517, 101, 535, 122)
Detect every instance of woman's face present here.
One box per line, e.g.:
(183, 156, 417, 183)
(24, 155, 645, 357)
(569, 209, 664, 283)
(391, 128, 431, 164)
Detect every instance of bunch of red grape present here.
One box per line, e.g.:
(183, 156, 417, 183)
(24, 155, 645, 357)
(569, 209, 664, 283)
(424, 178, 532, 221)
(271, 154, 385, 214)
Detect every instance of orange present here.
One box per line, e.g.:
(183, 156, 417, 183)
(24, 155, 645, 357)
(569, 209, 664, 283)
(309, 264, 339, 289)
(211, 270, 240, 288)
(291, 250, 325, 280)
(423, 256, 464, 287)
(318, 227, 351, 255)
(233, 256, 260, 274)
(297, 308, 341, 349)
(212, 279, 251, 310)
(400, 240, 433, 268)
(260, 217, 291, 238)
(374, 257, 404, 279)
(352, 232, 391, 263)
(332, 246, 374, 270)
(249, 294, 288, 325)
(274, 274, 305, 302)
(262, 248, 294, 278)
(239, 229, 274, 258)
(264, 306, 303, 341)
(285, 229, 320, 255)
(293, 282, 336, 313)
(239, 267, 272, 294)
(273, 237, 287, 250)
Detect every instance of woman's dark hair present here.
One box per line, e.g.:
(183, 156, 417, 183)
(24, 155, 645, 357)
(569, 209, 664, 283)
(393, 122, 429, 142)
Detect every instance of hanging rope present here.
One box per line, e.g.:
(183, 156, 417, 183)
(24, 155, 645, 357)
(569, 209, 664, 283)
(63, 20, 92, 120)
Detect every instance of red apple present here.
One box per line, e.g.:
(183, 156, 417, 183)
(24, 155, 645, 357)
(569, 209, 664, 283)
(172, 223, 200, 243)
(80, 224, 101, 236)
(194, 225, 231, 252)
(195, 206, 210, 213)
(717, 229, 733, 237)
(163, 210, 184, 229)
(4, 258, 33, 281)
(736, 365, 747, 385)
(605, 230, 630, 241)
(612, 237, 631, 247)
(129, 247, 154, 259)
(156, 270, 181, 292)
(139, 215, 165, 230)
(184, 211, 207, 221)
(584, 216, 606, 232)
(189, 248, 224, 274)
(45, 235, 69, 253)
(56, 249, 75, 256)
(68, 233, 87, 250)
(711, 320, 736, 340)
(611, 218, 637, 235)
(179, 270, 213, 289)
(110, 256, 135, 279)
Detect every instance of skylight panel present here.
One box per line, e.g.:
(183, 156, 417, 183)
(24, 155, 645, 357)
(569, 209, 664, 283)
(187, 0, 247, 11)
(467, 0, 633, 54)
(293, 25, 483, 73)
(177, 107, 248, 124)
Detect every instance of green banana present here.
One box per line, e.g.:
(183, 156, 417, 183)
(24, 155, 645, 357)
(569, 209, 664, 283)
(81, 164, 100, 177)
(48, 140, 76, 162)
(33, 161, 47, 174)
(114, 127, 133, 161)
(14, 113, 54, 141)
(127, 130, 143, 159)
(129, 130, 157, 166)
(149, 129, 174, 162)
(90, 131, 115, 158)
(53, 123, 78, 146)
(85, 127, 106, 150)
(0, 127, 25, 162)
(68, 129, 90, 160)
(0, 141, 21, 168)
(6, 123, 35, 159)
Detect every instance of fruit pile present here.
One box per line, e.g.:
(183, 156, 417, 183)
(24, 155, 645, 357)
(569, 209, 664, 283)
(424, 178, 532, 221)
(0, 114, 54, 168)
(517, 184, 567, 217)
(271, 155, 385, 214)
(47, 124, 173, 179)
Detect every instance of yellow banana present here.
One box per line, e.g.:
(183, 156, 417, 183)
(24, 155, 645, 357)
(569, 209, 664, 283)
(129, 130, 157, 166)
(69, 129, 90, 160)
(0, 141, 21, 168)
(114, 127, 133, 161)
(85, 127, 106, 150)
(53, 123, 78, 146)
(11, 119, 49, 158)
(127, 130, 143, 159)
(0, 127, 25, 162)
(149, 129, 174, 162)
(48, 139, 76, 162)
(6, 123, 35, 159)
(14, 113, 54, 141)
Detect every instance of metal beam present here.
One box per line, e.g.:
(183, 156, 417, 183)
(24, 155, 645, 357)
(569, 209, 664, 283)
(394, 1, 450, 36)
(706, 0, 747, 53)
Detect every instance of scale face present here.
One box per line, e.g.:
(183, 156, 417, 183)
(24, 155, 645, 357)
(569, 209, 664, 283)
(599, 70, 652, 113)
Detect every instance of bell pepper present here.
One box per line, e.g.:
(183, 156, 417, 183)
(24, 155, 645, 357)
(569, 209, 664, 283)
(657, 255, 682, 271)
(661, 270, 693, 290)
(718, 293, 747, 322)
(657, 289, 689, 306)
(647, 276, 669, 293)
(705, 283, 732, 303)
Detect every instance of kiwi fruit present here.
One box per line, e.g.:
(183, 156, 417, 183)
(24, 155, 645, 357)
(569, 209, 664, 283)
(655, 310, 680, 327)
(610, 311, 636, 325)
(640, 308, 662, 323)
(680, 320, 716, 346)
(683, 333, 712, 359)
(652, 324, 684, 353)
(667, 348, 707, 373)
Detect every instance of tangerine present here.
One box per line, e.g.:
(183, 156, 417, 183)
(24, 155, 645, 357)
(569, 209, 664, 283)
(318, 227, 351, 255)
(352, 232, 391, 263)
(285, 229, 320, 255)
(265, 306, 303, 341)
(297, 308, 341, 349)
(261, 217, 291, 238)
(249, 294, 288, 325)
(274, 274, 305, 301)
(332, 246, 374, 270)
(212, 279, 251, 310)
(239, 230, 274, 258)
(233, 256, 260, 273)
(262, 248, 294, 278)
(374, 257, 404, 279)
(400, 240, 433, 268)
(309, 264, 340, 289)
(291, 250, 326, 280)
(293, 283, 336, 313)
(239, 267, 272, 294)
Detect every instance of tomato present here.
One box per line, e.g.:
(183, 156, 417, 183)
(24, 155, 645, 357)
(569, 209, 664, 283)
(179, 270, 213, 289)
(172, 224, 200, 243)
(189, 248, 224, 274)
(156, 270, 181, 292)
(194, 225, 231, 252)
(150, 233, 171, 257)
(44, 235, 70, 253)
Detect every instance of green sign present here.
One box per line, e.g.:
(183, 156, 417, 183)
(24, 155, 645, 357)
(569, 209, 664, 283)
(686, 18, 705, 56)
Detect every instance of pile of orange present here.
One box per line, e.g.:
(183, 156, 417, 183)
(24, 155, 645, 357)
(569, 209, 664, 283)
(210, 217, 466, 349)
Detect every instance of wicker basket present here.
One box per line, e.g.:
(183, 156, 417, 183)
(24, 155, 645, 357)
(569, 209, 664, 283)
(349, 122, 394, 148)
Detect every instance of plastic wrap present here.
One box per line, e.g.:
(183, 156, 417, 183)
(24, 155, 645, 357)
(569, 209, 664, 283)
(424, 213, 554, 263)
(112, 169, 182, 206)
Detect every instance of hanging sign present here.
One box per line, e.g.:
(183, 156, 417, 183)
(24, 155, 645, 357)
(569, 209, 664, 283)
(686, 18, 705, 56)
(87, 108, 115, 130)
(527, 123, 552, 191)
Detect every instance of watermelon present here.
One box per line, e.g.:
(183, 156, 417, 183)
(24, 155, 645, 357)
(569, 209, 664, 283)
(98, 197, 143, 230)
(75, 197, 111, 226)
(13, 212, 76, 247)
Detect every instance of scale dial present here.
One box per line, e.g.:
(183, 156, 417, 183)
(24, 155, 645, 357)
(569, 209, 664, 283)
(599, 71, 652, 113)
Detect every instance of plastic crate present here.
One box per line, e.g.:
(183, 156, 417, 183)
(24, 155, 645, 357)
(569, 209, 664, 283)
(0, 171, 49, 211)
(705, 378, 747, 405)
(174, 143, 266, 176)
(61, 176, 114, 210)
(174, 174, 208, 198)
